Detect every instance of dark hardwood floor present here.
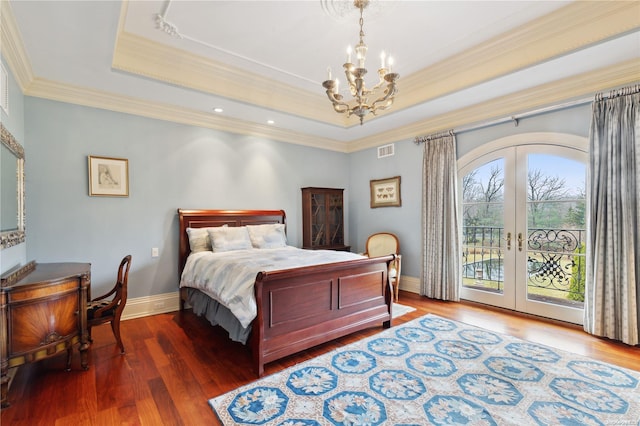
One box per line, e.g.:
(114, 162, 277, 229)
(2, 292, 638, 425)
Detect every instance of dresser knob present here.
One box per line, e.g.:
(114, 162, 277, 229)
(42, 332, 62, 344)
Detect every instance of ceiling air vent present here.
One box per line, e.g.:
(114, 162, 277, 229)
(377, 143, 395, 159)
(0, 64, 8, 114)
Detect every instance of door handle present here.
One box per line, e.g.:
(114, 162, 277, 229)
(518, 232, 523, 251)
(505, 232, 512, 250)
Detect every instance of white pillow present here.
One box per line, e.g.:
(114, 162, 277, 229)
(207, 226, 253, 252)
(186, 227, 212, 253)
(186, 225, 229, 253)
(246, 223, 287, 249)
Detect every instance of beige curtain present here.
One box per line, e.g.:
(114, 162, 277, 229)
(418, 131, 460, 301)
(585, 85, 640, 345)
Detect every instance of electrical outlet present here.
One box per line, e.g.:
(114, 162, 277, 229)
(151, 247, 159, 257)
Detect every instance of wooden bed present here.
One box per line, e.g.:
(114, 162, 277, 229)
(177, 209, 394, 376)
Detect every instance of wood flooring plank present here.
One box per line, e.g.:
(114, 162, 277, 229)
(144, 338, 171, 369)
(117, 402, 142, 426)
(135, 397, 165, 426)
(147, 377, 185, 426)
(157, 355, 214, 424)
(2, 292, 638, 426)
(54, 404, 95, 426)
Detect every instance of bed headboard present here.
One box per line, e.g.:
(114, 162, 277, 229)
(177, 209, 287, 273)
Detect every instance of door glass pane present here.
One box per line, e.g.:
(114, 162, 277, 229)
(327, 193, 344, 246)
(525, 154, 586, 307)
(311, 193, 326, 247)
(462, 158, 505, 293)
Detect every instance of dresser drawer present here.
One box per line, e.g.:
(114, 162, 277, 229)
(8, 279, 79, 303)
(9, 290, 79, 354)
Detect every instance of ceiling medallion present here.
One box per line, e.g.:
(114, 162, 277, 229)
(320, 0, 390, 22)
(322, 0, 399, 125)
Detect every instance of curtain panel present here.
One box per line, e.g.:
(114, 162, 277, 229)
(418, 132, 460, 301)
(585, 87, 640, 345)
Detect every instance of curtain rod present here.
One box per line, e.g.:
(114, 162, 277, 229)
(454, 84, 640, 134)
(414, 96, 592, 145)
(456, 97, 593, 134)
(415, 82, 640, 144)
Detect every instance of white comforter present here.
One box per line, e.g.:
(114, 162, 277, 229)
(180, 246, 365, 328)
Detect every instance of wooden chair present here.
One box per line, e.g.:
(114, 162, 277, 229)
(87, 255, 132, 354)
(364, 233, 401, 302)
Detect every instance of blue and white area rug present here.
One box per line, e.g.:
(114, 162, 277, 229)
(209, 314, 640, 425)
(392, 303, 415, 319)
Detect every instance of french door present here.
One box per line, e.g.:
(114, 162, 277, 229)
(459, 141, 587, 324)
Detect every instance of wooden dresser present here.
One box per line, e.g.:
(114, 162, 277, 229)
(0, 262, 91, 407)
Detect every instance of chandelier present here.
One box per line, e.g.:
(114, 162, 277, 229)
(322, 0, 399, 125)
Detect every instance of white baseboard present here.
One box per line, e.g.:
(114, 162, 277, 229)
(399, 275, 420, 295)
(121, 291, 181, 321)
(121, 276, 420, 321)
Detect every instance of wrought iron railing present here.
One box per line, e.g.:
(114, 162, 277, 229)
(462, 226, 586, 303)
(526, 228, 586, 303)
(462, 226, 504, 291)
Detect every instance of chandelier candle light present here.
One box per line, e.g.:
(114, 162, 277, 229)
(322, 0, 399, 125)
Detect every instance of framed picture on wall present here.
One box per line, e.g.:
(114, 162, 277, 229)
(88, 155, 129, 197)
(370, 176, 401, 208)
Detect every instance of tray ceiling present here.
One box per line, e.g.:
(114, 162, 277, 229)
(4, 0, 640, 151)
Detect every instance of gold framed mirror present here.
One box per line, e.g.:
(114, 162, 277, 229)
(1, 123, 25, 249)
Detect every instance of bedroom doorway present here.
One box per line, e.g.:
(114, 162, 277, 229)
(458, 134, 587, 324)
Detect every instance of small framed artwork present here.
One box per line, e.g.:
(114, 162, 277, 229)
(370, 176, 401, 208)
(88, 155, 129, 197)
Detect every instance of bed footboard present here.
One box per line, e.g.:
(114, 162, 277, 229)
(250, 255, 394, 376)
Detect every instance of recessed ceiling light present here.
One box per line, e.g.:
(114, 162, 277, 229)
(267, 120, 275, 125)
(213, 107, 223, 113)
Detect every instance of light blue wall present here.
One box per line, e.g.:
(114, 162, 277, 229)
(348, 139, 421, 262)
(456, 104, 591, 159)
(348, 104, 592, 279)
(24, 98, 350, 297)
(0, 55, 27, 274)
(19, 88, 593, 296)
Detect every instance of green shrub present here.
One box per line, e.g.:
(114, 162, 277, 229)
(568, 242, 586, 302)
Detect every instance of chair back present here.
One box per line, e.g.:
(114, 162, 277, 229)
(90, 254, 131, 320)
(115, 254, 132, 312)
(365, 233, 400, 257)
(87, 255, 131, 354)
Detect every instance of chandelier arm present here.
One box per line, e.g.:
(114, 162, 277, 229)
(344, 66, 358, 96)
(371, 82, 398, 111)
(322, 0, 398, 124)
(370, 69, 388, 92)
(324, 90, 350, 114)
(333, 103, 350, 114)
(370, 82, 385, 92)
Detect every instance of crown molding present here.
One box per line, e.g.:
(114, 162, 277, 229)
(17, 58, 640, 155)
(0, 0, 34, 91)
(395, 1, 640, 112)
(346, 58, 640, 153)
(3, 1, 639, 154)
(112, 31, 344, 126)
(25, 77, 349, 152)
(1, 0, 346, 148)
(114, 1, 640, 126)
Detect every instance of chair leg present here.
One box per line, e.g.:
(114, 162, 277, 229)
(66, 346, 73, 371)
(110, 319, 125, 354)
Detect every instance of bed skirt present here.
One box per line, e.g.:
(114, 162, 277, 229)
(185, 288, 252, 344)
